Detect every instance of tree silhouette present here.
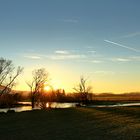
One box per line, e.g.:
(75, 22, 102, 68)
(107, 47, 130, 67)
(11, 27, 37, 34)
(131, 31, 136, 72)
(73, 76, 92, 104)
(0, 57, 23, 94)
(27, 68, 49, 108)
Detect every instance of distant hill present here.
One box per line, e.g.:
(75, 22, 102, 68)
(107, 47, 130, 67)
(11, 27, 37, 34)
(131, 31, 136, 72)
(12, 90, 30, 96)
(0, 85, 29, 96)
(93, 92, 140, 101)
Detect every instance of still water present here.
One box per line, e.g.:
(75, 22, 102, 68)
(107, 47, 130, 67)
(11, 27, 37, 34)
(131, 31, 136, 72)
(88, 102, 140, 107)
(0, 106, 33, 113)
(0, 102, 77, 113)
(0, 102, 140, 113)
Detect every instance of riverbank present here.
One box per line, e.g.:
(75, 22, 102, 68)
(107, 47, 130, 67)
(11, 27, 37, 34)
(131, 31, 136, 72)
(1, 101, 140, 113)
(0, 107, 140, 140)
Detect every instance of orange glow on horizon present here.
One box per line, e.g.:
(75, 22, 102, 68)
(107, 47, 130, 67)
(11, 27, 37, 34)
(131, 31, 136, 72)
(44, 86, 51, 91)
(14, 70, 140, 94)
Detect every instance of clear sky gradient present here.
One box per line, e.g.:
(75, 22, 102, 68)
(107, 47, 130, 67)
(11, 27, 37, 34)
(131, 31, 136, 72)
(0, 0, 140, 93)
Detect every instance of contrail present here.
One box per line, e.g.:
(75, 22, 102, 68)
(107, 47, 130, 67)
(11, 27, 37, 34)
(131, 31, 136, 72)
(104, 39, 140, 52)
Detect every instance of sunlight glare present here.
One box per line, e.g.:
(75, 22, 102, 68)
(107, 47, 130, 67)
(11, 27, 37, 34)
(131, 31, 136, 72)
(44, 86, 51, 91)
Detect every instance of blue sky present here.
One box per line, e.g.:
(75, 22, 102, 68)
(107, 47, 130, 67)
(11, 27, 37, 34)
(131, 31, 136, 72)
(0, 0, 140, 93)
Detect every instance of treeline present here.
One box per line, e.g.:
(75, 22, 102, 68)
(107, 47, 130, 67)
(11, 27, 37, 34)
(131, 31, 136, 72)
(0, 92, 22, 108)
(1, 57, 140, 109)
(32, 89, 93, 103)
(0, 57, 23, 108)
(0, 90, 94, 108)
(0, 57, 93, 108)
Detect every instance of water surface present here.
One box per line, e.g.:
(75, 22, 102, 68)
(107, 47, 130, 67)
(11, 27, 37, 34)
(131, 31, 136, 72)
(1, 102, 140, 113)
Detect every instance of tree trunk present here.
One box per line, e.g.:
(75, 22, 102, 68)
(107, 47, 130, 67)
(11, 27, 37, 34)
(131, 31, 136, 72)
(31, 97, 35, 109)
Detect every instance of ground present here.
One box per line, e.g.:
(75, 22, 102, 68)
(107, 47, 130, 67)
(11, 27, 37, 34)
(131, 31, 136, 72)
(0, 107, 140, 140)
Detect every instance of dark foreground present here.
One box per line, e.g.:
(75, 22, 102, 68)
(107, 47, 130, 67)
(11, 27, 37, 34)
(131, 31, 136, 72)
(0, 107, 140, 140)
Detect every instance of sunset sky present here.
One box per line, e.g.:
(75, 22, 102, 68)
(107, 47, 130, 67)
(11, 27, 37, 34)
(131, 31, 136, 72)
(0, 0, 140, 93)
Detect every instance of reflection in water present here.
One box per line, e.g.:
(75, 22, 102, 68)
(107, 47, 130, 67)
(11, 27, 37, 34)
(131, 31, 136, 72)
(88, 102, 140, 108)
(40, 102, 77, 109)
(0, 106, 32, 113)
(18, 102, 31, 105)
(15, 106, 33, 112)
(47, 102, 76, 108)
(1, 102, 140, 113)
(0, 102, 76, 113)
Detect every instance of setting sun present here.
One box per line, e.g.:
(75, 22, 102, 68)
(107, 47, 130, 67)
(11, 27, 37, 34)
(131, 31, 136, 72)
(1, 0, 140, 94)
(1, 1, 140, 139)
(44, 86, 51, 91)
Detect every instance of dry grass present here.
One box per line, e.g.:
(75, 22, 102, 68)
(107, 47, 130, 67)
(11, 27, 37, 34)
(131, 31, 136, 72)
(93, 93, 140, 102)
(0, 107, 140, 140)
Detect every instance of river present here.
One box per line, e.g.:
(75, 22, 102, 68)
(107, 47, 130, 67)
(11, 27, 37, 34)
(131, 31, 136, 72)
(0, 102, 77, 113)
(0, 102, 140, 113)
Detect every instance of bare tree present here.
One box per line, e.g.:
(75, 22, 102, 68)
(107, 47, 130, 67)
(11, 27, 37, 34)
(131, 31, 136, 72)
(73, 76, 92, 104)
(27, 68, 49, 108)
(0, 57, 23, 94)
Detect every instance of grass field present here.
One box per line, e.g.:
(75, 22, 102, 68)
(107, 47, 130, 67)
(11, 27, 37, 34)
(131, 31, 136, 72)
(93, 93, 140, 102)
(0, 107, 140, 140)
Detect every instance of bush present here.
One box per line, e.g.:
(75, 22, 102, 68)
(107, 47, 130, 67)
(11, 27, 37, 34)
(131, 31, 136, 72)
(0, 93, 18, 108)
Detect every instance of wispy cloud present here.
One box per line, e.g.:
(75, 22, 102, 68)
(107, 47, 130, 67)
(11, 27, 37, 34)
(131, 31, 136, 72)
(90, 60, 102, 63)
(111, 58, 131, 62)
(22, 50, 87, 61)
(52, 50, 87, 60)
(77, 59, 103, 64)
(129, 56, 140, 61)
(109, 56, 140, 63)
(93, 70, 115, 75)
(46, 54, 86, 60)
(55, 50, 69, 54)
(122, 32, 140, 38)
(87, 50, 96, 54)
(104, 39, 140, 52)
(24, 55, 42, 59)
